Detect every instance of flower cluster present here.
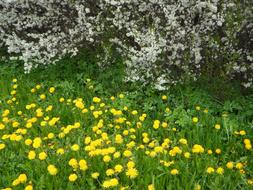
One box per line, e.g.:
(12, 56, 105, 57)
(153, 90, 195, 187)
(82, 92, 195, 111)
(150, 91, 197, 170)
(0, 1, 252, 88)
(0, 78, 253, 189)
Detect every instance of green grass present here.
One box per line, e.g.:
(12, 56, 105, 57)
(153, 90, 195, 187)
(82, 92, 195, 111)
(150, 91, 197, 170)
(0, 56, 253, 190)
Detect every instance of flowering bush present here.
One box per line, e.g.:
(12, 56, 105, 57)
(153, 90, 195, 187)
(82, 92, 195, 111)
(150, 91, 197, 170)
(0, 1, 252, 88)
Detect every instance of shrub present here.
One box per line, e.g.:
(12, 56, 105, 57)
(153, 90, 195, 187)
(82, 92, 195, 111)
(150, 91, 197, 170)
(0, 0, 252, 88)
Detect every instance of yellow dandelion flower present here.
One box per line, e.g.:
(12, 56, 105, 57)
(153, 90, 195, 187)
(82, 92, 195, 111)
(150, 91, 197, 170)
(216, 167, 224, 174)
(192, 117, 198, 123)
(206, 167, 215, 174)
(195, 106, 201, 111)
(12, 179, 20, 186)
(36, 84, 41, 89)
(79, 159, 88, 171)
(49, 87, 55, 93)
(38, 152, 47, 160)
(236, 163, 243, 169)
(226, 162, 234, 169)
(162, 95, 167, 100)
(0, 143, 6, 150)
(28, 151, 36, 160)
(106, 169, 115, 176)
(103, 155, 111, 163)
(247, 179, 253, 185)
(184, 152, 191, 158)
(40, 94, 46, 100)
(239, 130, 246, 135)
(113, 152, 121, 158)
(69, 173, 78, 182)
(126, 160, 135, 167)
(148, 184, 155, 190)
(123, 150, 132, 157)
(170, 169, 179, 175)
(47, 133, 55, 139)
(47, 165, 58, 175)
(91, 172, 99, 179)
(25, 139, 33, 146)
(214, 124, 221, 130)
(114, 164, 123, 173)
(215, 149, 221, 154)
(56, 148, 65, 155)
(93, 97, 101, 103)
(194, 184, 201, 190)
(126, 168, 138, 179)
(18, 174, 27, 183)
(69, 158, 78, 169)
(71, 144, 80, 151)
(24, 185, 33, 190)
(179, 138, 187, 145)
(245, 144, 252, 150)
(192, 144, 204, 153)
(32, 137, 42, 149)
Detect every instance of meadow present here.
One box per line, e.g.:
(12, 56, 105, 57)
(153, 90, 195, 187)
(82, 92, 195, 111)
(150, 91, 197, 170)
(1, 1, 253, 189)
(0, 60, 253, 190)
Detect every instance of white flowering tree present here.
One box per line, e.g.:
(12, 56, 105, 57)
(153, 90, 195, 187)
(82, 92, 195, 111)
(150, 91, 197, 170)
(0, 0, 252, 88)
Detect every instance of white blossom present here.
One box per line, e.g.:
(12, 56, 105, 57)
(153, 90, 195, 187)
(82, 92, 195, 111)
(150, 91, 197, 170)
(0, 0, 252, 88)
